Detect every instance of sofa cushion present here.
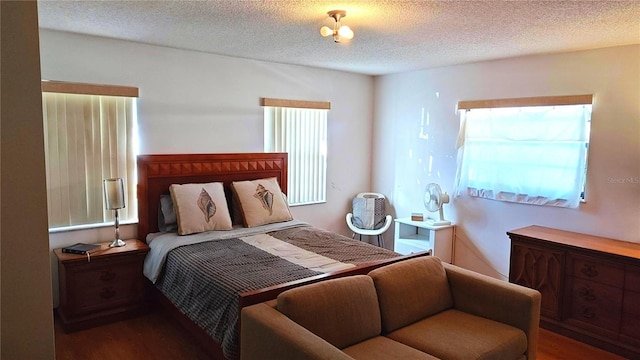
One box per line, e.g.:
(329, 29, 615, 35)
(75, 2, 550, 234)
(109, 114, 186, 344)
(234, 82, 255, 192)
(241, 302, 354, 360)
(387, 309, 528, 360)
(368, 256, 453, 333)
(277, 275, 381, 349)
(343, 336, 439, 360)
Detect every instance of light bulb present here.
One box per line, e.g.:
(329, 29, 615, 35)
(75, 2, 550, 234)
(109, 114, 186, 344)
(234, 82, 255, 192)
(338, 25, 354, 40)
(320, 26, 333, 37)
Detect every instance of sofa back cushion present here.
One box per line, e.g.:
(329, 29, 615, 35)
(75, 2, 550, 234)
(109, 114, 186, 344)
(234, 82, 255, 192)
(369, 256, 453, 333)
(276, 275, 381, 349)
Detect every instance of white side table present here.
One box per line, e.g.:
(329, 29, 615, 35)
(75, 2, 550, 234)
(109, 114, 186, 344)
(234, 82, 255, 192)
(393, 217, 455, 263)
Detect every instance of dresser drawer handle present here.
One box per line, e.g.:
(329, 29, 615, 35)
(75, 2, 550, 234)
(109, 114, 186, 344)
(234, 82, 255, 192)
(580, 306, 595, 319)
(580, 264, 598, 278)
(578, 287, 596, 301)
(100, 270, 116, 281)
(100, 287, 116, 299)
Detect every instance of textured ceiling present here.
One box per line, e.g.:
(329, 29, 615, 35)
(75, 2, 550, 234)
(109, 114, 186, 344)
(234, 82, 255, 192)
(38, 0, 640, 75)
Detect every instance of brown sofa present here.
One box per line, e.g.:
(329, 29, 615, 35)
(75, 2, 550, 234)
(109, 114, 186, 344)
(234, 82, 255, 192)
(241, 256, 541, 360)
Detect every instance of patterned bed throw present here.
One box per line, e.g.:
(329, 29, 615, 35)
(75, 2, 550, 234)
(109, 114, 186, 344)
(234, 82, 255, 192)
(155, 226, 398, 360)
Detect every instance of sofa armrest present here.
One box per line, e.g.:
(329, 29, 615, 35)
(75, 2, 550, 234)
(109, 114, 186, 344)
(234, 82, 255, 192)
(241, 302, 355, 360)
(444, 263, 541, 360)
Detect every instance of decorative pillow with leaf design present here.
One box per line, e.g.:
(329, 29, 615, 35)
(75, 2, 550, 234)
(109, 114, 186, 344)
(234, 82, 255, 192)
(170, 182, 233, 235)
(231, 177, 293, 227)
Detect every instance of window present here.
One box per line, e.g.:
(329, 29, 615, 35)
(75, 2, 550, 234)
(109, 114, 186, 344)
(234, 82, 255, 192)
(454, 95, 593, 208)
(262, 98, 329, 206)
(41, 81, 138, 229)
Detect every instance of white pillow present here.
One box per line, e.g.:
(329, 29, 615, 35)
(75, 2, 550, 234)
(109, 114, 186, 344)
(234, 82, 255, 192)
(231, 177, 293, 227)
(170, 182, 233, 235)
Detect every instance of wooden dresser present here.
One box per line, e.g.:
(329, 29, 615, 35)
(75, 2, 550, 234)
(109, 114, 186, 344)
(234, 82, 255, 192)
(55, 239, 150, 331)
(508, 226, 640, 359)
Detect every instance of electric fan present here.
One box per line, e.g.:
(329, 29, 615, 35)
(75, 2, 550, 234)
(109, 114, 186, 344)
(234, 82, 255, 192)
(423, 183, 451, 226)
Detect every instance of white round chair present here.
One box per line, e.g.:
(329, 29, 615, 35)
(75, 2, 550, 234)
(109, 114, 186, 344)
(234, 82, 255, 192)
(346, 192, 393, 247)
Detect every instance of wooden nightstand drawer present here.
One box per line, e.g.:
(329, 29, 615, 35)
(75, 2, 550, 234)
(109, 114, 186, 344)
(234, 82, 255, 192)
(55, 239, 149, 331)
(65, 256, 146, 317)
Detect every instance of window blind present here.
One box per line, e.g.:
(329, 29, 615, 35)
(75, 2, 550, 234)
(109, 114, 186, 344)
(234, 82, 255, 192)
(263, 98, 329, 205)
(42, 81, 138, 229)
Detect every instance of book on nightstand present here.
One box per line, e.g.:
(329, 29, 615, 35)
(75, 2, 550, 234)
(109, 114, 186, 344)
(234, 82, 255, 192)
(61, 242, 102, 255)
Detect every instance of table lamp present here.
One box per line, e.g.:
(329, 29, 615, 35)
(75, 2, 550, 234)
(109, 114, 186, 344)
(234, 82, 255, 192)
(104, 178, 126, 247)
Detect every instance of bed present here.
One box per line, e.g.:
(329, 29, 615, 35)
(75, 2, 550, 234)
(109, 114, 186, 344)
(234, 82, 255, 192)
(137, 153, 428, 360)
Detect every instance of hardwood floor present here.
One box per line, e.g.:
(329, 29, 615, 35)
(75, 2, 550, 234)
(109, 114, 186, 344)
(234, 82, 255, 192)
(54, 309, 212, 360)
(537, 328, 627, 360)
(55, 310, 629, 360)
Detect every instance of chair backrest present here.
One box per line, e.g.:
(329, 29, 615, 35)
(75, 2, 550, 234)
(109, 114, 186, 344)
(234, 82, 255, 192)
(352, 193, 387, 230)
(357, 192, 385, 199)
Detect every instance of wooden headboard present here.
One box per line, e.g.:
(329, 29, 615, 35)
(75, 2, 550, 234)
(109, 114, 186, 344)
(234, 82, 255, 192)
(136, 153, 288, 239)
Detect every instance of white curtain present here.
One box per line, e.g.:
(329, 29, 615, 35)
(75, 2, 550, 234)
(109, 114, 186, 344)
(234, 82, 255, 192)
(264, 107, 327, 205)
(42, 92, 137, 228)
(454, 104, 591, 208)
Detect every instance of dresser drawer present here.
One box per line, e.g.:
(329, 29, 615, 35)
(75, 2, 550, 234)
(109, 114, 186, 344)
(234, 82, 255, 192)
(566, 277, 623, 332)
(621, 290, 640, 346)
(569, 254, 624, 288)
(625, 265, 640, 292)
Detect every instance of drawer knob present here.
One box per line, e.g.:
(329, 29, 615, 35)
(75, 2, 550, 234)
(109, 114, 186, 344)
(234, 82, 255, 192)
(581, 264, 598, 278)
(100, 270, 116, 281)
(580, 306, 595, 319)
(100, 287, 116, 299)
(578, 287, 596, 301)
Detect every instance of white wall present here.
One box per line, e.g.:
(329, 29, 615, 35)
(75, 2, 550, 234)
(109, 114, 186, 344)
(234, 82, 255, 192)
(40, 30, 375, 306)
(373, 45, 640, 279)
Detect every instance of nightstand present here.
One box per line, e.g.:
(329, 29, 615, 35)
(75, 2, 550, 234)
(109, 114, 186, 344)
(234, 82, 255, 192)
(393, 217, 455, 262)
(54, 239, 150, 331)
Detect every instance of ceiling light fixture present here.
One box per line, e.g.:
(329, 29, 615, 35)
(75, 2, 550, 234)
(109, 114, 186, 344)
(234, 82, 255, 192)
(320, 10, 354, 43)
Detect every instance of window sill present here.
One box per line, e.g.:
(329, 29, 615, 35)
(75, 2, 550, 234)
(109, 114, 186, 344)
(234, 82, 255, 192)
(48, 219, 138, 234)
(289, 200, 327, 207)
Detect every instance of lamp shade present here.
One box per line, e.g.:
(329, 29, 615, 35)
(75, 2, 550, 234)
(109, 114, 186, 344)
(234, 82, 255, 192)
(104, 178, 125, 210)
